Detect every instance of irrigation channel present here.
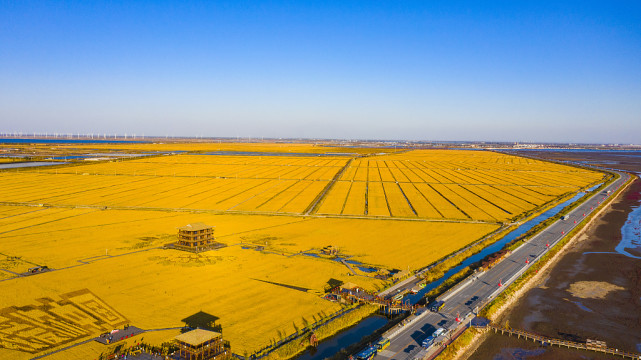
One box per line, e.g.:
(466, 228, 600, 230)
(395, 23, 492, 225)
(294, 186, 600, 360)
(0, 161, 68, 169)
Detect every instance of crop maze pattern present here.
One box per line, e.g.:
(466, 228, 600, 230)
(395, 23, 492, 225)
(0, 289, 128, 353)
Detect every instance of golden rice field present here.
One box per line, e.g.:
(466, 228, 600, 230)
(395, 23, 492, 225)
(0, 146, 605, 359)
(0, 150, 603, 222)
(0, 245, 346, 359)
(0, 207, 497, 358)
(0, 204, 494, 279)
(317, 150, 604, 221)
(0, 154, 347, 215)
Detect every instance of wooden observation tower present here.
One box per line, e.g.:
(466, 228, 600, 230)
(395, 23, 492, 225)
(174, 329, 230, 360)
(171, 223, 225, 253)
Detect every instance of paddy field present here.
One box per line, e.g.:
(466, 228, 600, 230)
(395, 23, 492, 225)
(0, 145, 604, 359)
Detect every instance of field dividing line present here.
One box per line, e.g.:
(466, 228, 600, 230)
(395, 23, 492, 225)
(305, 158, 353, 215)
(408, 182, 444, 218)
(0, 207, 50, 221)
(339, 180, 354, 215)
(275, 180, 317, 212)
(365, 160, 370, 215)
(226, 179, 285, 210)
(427, 183, 473, 220)
(0, 268, 20, 275)
(255, 180, 301, 210)
(0, 209, 100, 236)
(215, 179, 272, 205)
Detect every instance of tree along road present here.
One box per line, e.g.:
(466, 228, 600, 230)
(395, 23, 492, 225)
(374, 171, 630, 360)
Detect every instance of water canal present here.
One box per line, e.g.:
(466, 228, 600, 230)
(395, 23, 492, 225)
(295, 315, 389, 360)
(405, 190, 590, 304)
(0, 161, 67, 169)
(295, 186, 600, 359)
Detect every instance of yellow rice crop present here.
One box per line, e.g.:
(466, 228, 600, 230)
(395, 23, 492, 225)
(317, 150, 603, 221)
(0, 146, 604, 359)
(0, 154, 350, 215)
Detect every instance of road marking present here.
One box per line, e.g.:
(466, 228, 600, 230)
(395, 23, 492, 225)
(377, 350, 395, 358)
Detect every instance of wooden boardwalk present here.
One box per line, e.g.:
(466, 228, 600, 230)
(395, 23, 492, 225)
(488, 325, 641, 359)
(330, 286, 414, 315)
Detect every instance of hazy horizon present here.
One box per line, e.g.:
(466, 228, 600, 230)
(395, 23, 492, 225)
(2, 1, 640, 144)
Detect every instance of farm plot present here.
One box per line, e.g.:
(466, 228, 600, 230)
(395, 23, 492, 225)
(0, 246, 370, 359)
(1, 205, 403, 359)
(220, 217, 499, 270)
(366, 181, 390, 216)
(342, 181, 367, 216)
(2, 145, 593, 360)
(40, 154, 349, 180)
(316, 181, 351, 215)
(397, 183, 442, 218)
(0, 205, 306, 269)
(0, 154, 349, 215)
(317, 150, 604, 222)
(383, 182, 415, 217)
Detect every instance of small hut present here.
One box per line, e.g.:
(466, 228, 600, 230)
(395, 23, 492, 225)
(321, 245, 339, 255)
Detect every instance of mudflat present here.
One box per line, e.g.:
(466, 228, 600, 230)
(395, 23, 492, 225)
(466, 156, 641, 359)
(514, 149, 641, 173)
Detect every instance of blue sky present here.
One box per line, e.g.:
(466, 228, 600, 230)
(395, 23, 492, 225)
(1, 1, 640, 143)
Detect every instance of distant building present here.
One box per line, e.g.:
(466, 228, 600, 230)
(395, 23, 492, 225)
(174, 328, 230, 360)
(178, 223, 214, 248)
(170, 223, 225, 253)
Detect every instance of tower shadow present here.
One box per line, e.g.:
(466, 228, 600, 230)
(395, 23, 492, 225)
(181, 311, 222, 333)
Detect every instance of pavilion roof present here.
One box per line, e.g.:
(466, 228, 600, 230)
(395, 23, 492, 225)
(174, 329, 221, 346)
(339, 282, 360, 290)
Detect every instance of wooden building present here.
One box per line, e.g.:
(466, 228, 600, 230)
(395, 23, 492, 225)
(174, 329, 229, 360)
(169, 222, 225, 253)
(178, 223, 214, 248)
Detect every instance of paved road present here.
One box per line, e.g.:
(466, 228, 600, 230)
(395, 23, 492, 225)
(379, 225, 509, 301)
(375, 171, 630, 360)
